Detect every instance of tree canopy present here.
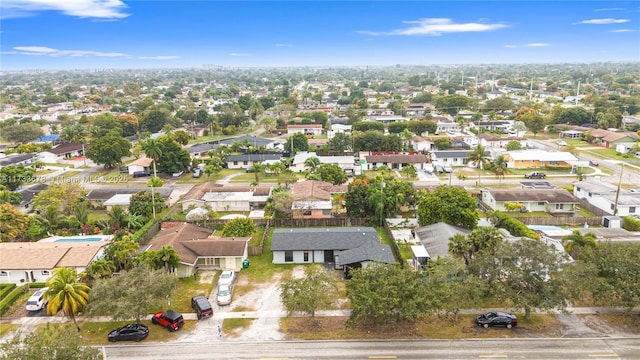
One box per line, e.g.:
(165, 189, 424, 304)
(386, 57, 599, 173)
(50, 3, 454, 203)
(416, 186, 478, 229)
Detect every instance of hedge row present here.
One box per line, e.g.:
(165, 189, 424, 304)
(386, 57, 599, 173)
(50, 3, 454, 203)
(0, 284, 29, 316)
(0, 284, 17, 300)
(622, 216, 640, 231)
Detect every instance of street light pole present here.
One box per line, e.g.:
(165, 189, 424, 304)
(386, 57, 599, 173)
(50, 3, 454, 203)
(613, 163, 624, 216)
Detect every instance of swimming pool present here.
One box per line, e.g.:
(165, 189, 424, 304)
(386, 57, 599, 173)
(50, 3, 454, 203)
(55, 237, 104, 243)
(527, 225, 564, 232)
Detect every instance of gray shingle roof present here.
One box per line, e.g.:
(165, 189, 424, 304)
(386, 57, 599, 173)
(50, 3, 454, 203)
(226, 153, 283, 162)
(337, 240, 396, 265)
(415, 222, 472, 259)
(270, 227, 378, 251)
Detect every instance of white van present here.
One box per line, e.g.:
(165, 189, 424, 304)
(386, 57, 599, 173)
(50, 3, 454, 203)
(25, 287, 48, 311)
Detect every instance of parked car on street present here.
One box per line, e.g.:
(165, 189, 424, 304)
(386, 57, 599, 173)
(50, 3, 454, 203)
(217, 271, 235, 287)
(217, 284, 232, 306)
(524, 172, 546, 179)
(152, 310, 184, 331)
(191, 295, 213, 320)
(589, 160, 599, 166)
(476, 311, 517, 329)
(108, 324, 149, 342)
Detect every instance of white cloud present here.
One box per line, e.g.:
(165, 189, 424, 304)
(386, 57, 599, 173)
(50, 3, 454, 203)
(358, 18, 508, 36)
(230, 53, 249, 56)
(611, 29, 635, 32)
(0, 0, 129, 19)
(576, 18, 629, 25)
(503, 45, 518, 48)
(13, 46, 128, 57)
(137, 55, 181, 60)
(275, 43, 293, 47)
(526, 43, 550, 47)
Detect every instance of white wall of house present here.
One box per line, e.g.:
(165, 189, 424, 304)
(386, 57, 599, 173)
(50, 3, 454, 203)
(272, 250, 326, 264)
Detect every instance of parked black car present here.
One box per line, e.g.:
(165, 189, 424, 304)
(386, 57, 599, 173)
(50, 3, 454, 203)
(476, 311, 518, 329)
(108, 324, 149, 342)
(191, 295, 214, 320)
(524, 172, 546, 179)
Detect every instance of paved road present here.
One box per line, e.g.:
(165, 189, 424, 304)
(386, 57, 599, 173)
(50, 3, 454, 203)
(100, 338, 640, 359)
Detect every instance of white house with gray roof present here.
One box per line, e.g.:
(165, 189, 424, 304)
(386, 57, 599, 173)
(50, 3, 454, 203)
(270, 227, 395, 273)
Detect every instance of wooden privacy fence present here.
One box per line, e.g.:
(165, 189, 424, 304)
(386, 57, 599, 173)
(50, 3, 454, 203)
(510, 216, 602, 226)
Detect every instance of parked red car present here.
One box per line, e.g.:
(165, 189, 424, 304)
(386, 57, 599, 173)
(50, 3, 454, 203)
(152, 310, 184, 331)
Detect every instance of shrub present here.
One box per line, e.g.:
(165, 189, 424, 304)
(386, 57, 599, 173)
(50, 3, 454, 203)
(622, 216, 640, 231)
(0, 284, 28, 316)
(0, 284, 17, 300)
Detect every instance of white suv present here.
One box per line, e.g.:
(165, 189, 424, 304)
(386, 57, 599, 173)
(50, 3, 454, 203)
(26, 287, 48, 311)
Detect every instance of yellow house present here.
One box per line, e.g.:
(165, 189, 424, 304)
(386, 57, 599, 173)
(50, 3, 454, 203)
(503, 150, 579, 169)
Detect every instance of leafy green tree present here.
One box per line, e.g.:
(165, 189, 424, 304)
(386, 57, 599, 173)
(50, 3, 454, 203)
(400, 164, 417, 179)
(85, 259, 116, 281)
(140, 106, 174, 133)
(280, 266, 337, 317)
(426, 257, 486, 321)
(505, 140, 522, 151)
(352, 121, 384, 132)
(170, 130, 191, 145)
(345, 178, 370, 218)
(33, 183, 87, 216)
(346, 263, 432, 325)
(103, 235, 139, 271)
(470, 239, 570, 319)
(0, 185, 22, 204)
(434, 138, 451, 150)
(2, 123, 44, 143)
(434, 94, 471, 116)
(0, 203, 30, 242)
(449, 227, 503, 265)
(265, 188, 295, 218)
(407, 120, 437, 136)
(562, 230, 597, 260)
(60, 124, 86, 143)
(387, 122, 408, 134)
(353, 130, 384, 151)
(284, 133, 309, 154)
(128, 190, 165, 218)
(85, 132, 131, 168)
(520, 113, 545, 137)
(581, 242, 640, 310)
(417, 186, 478, 229)
(260, 117, 277, 134)
(482, 95, 515, 112)
(221, 217, 256, 237)
(0, 323, 100, 360)
(85, 265, 177, 324)
(315, 163, 348, 185)
(107, 205, 128, 230)
(45, 267, 91, 331)
(156, 135, 190, 174)
(0, 164, 35, 190)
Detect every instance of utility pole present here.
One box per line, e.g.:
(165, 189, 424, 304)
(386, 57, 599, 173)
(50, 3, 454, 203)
(613, 163, 624, 216)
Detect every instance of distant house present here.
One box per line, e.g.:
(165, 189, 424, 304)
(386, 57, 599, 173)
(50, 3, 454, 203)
(477, 134, 528, 149)
(289, 151, 360, 175)
(574, 180, 640, 216)
(363, 153, 427, 171)
(291, 180, 346, 219)
(15, 183, 48, 213)
(86, 187, 172, 209)
(38, 143, 85, 163)
(270, 227, 395, 276)
(481, 188, 580, 214)
(502, 150, 580, 169)
(225, 153, 283, 170)
(600, 131, 640, 149)
(0, 241, 107, 285)
(412, 136, 435, 151)
(0, 154, 35, 169)
(144, 222, 250, 277)
(286, 124, 323, 135)
(430, 150, 472, 167)
(178, 183, 272, 212)
(328, 124, 352, 139)
(127, 157, 154, 176)
(103, 194, 134, 211)
(436, 121, 460, 134)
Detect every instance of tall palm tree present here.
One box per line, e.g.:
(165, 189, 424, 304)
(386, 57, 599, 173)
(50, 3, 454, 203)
(304, 156, 321, 172)
(157, 245, 180, 273)
(107, 205, 127, 230)
(73, 201, 89, 226)
(86, 259, 116, 281)
(492, 155, 509, 183)
(142, 139, 162, 218)
(45, 267, 90, 331)
(467, 144, 490, 186)
(562, 230, 597, 260)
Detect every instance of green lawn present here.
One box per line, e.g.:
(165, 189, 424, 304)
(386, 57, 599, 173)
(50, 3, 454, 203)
(79, 319, 196, 345)
(229, 172, 281, 184)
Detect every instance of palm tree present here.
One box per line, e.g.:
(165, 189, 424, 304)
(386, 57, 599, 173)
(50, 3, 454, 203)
(142, 139, 162, 219)
(467, 144, 490, 186)
(45, 267, 90, 331)
(107, 205, 127, 230)
(562, 230, 597, 260)
(492, 155, 509, 183)
(73, 201, 89, 226)
(157, 245, 180, 273)
(304, 156, 321, 172)
(249, 163, 263, 183)
(86, 259, 116, 280)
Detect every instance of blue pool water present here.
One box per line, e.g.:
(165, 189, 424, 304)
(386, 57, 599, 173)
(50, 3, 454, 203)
(55, 237, 104, 243)
(527, 225, 564, 231)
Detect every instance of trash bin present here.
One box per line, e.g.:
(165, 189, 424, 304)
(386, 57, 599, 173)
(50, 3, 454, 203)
(242, 259, 250, 269)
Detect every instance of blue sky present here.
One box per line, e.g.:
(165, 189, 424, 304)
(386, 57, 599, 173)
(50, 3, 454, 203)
(0, 1, 638, 70)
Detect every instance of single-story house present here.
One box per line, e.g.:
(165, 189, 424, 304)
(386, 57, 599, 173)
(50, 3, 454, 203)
(178, 183, 272, 212)
(187, 135, 277, 158)
(38, 143, 85, 163)
(481, 188, 580, 214)
(412, 136, 435, 151)
(328, 124, 352, 139)
(0, 153, 35, 169)
(127, 157, 154, 176)
(144, 222, 250, 277)
(287, 124, 323, 135)
(574, 180, 640, 216)
(103, 194, 134, 211)
(502, 150, 580, 169)
(15, 183, 48, 213)
(436, 121, 460, 134)
(225, 153, 283, 170)
(86, 187, 172, 209)
(478, 134, 528, 149)
(573, 180, 618, 200)
(600, 131, 640, 149)
(368, 115, 406, 123)
(414, 222, 472, 260)
(429, 150, 472, 167)
(289, 151, 360, 175)
(0, 241, 107, 285)
(291, 180, 347, 219)
(472, 120, 511, 132)
(521, 181, 555, 189)
(270, 227, 395, 275)
(363, 153, 427, 171)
